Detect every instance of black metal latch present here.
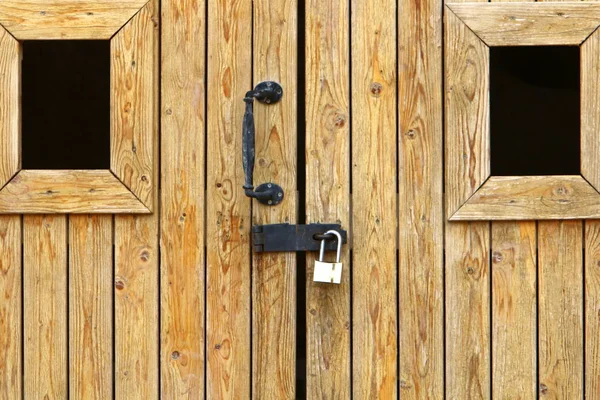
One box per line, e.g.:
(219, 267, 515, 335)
(252, 224, 348, 253)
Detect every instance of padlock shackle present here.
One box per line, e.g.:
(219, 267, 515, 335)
(318, 230, 343, 263)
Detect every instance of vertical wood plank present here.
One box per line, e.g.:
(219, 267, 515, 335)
(445, 222, 490, 399)
(161, 0, 206, 397)
(586, 221, 600, 398)
(252, 0, 298, 397)
(444, 0, 491, 394)
(538, 221, 583, 398)
(305, 0, 351, 396)
(351, 0, 397, 396)
(69, 215, 113, 399)
(24, 215, 68, 399)
(398, 0, 444, 394)
(491, 221, 537, 399)
(0, 216, 21, 399)
(206, 0, 252, 396)
(115, 0, 159, 398)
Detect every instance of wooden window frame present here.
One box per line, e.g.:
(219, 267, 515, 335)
(446, 2, 600, 220)
(0, 1, 155, 214)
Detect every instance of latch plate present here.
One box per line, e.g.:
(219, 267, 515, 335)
(252, 223, 348, 252)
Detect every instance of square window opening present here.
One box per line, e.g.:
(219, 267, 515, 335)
(21, 40, 110, 170)
(490, 45, 580, 176)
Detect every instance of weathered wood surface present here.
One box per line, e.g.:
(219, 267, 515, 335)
(491, 221, 537, 399)
(0, 170, 149, 214)
(114, 0, 159, 398)
(538, 221, 583, 398)
(0, 216, 21, 399)
(445, 8, 489, 217)
(447, 2, 600, 46)
(0, 27, 19, 189)
(586, 221, 600, 398)
(205, 0, 251, 397)
(111, 2, 155, 210)
(451, 176, 600, 221)
(581, 29, 600, 192)
(161, 0, 206, 397)
(69, 215, 113, 399)
(252, 0, 298, 396)
(305, 0, 351, 396)
(24, 215, 68, 399)
(398, 0, 444, 394)
(445, 222, 491, 399)
(0, 0, 147, 39)
(351, 0, 397, 397)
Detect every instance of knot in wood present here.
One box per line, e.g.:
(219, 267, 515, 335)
(492, 251, 503, 263)
(370, 82, 383, 97)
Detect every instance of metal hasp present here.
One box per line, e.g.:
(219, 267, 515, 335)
(242, 81, 285, 206)
(252, 223, 348, 252)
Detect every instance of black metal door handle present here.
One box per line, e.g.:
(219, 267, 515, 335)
(242, 81, 284, 206)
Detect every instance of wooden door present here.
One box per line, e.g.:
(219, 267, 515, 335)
(1, 0, 599, 399)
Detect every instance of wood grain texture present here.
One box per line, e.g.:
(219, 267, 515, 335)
(0, 170, 149, 214)
(206, 0, 252, 397)
(0, 216, 21, 399)
(447, 2, 600, 46)
(160, 0, 206, 397)
(24, 215, 68, 399)
(445, 222, 490, 399)
(445, 8, 490, 217)
(585, 221, 600, 398)
(305, 0, 351, 396)
(351, 0, 397, 396)
(491, 221, 537, 399)
(581, 29, 600, 192)
(0, 0, 147, 39)
(114, 0, 158, 397)
(0, 27, 19, 189)
(538, 221, 583, 398)
(451, 176, 600, 221)
(111, 2, 155, 210)
(252, 0, 298, 396)
(398, 0, 444, 394)
(69, 215, 113, 399)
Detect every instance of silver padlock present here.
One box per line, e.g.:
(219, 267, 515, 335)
(313, 230, 343, 284)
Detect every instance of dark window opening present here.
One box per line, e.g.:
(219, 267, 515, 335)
(490, 46, 580, 176)
(22, 40, 110, 170)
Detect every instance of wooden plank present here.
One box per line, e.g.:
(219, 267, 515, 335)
(24, 215, 68, 399)
(491, 221, 537, 399)
(445, 221, 490, 399)
(451, 176, 600, 221)
(114, 0, 158, 397)
(351, 0, 397, 396)
(161, 0, 206, 396)
(0, 170, 149, 214)
(445, 8, 490, 217)
(585, 221, 600, 398)
(252, 0, 298, 397)
(0, 0, 146, 39)
(0, 216, 21, 399)
(0, 27, 19, 189)
(111, 2, 155, 210)
(581, 29, 600, 192)
(305, 0, 350, 396)
(205, 0, 252, 396)
(538, 221, 583, 398)
(398, 0, 444, 394)
(69, 215, 113, 399)
(447, 2, 600, 47)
